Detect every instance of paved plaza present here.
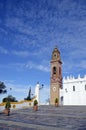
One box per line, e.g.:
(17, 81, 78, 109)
(0, 105, 86, 130)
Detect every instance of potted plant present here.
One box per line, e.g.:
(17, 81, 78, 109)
(4, 101, 11, 116)
(55, 98, 58, 107)
(33, 99, 38, 111)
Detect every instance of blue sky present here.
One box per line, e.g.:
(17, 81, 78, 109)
(0, 0, 86, 103)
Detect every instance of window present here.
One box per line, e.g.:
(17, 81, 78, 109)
(65, 88, 68, 92)
(53, 67, 56, 74)
(73, 86, 75, 91)
(85, 85, 86, 91)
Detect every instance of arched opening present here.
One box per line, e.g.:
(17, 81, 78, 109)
(53, 67, 56, 74)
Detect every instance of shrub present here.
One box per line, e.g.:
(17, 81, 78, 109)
(34, 100, 38, 106)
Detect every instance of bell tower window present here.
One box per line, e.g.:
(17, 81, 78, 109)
(53, 66, 56, 74)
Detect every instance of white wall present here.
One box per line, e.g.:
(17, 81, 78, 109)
(0, 100, 33, 112)
(63, 75, 86, 105)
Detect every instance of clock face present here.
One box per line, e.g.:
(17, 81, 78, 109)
(53, 87, 56, 92)
(53, 53, 57, 58)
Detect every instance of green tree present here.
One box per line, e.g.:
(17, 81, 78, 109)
(2, 95, 18, 102)
(0, 81, 7, 94)
(24, 87, 31, 100)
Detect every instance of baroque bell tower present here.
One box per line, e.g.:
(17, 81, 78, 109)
(50, 47, 62, 105)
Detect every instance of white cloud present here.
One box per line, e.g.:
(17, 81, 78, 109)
(3, 0, 86, 61)
(69, 48, 86, 60)
(0, 46, 9, 54)
(76, 60, 86, 69)
(36, 65, 50, 72)
(12, 50, 29, 57)
(0, 28, 8, 34)
(25, 61, 50, 72)
(0, 0, 86, 90)
(0, 59, 50, 73)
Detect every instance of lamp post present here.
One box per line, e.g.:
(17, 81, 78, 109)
(8, 88, 12, 101)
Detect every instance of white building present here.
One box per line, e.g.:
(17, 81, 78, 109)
(61, 75, 86, 105)
(35, 83, 40, 105)
(35, 82, 43, 105)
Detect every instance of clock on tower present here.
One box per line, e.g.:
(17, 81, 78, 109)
(50, 47, 62, 105)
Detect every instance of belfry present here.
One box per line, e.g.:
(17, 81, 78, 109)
(50, 47, 62, 105)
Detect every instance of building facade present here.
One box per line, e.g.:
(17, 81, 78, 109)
(50, 48, 86, 106)
(50, 47, 62, 105)
(62, 75, 86, 105)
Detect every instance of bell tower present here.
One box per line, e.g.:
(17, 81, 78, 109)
(50, 47, 62, 105)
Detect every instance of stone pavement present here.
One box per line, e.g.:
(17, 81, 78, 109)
(0, 105, 86, 130)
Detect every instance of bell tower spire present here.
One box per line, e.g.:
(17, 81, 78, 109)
(50, 47, 62, 105)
